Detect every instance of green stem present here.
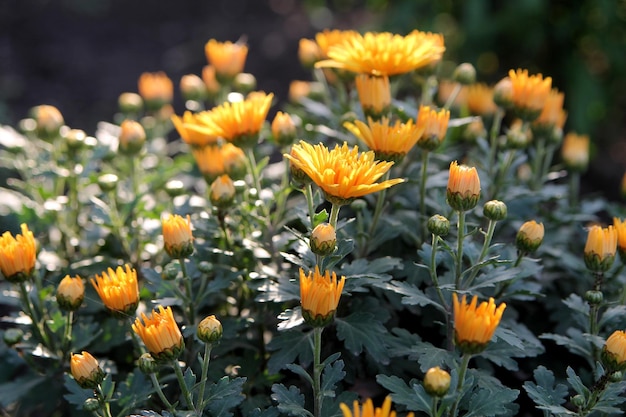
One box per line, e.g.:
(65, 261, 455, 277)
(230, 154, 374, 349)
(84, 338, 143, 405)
(329, 203, 341, 231)
(180, 258, 195, 326)
(272, 157, 292, 230)
(589, 272, 604, 364)
(96, 384, 113, 417)
(313, 327, 323, 417)
(495, 251, 525, 298)
(419, 151, 430, 242)
(449, 353, 473, 417)
(63, 311, 74, 356)
(491, 149, 516, 200)
(430, 234, 453, 351)
(454, 210, 466, 289)
(464, 219, 498, 289)
(487, 109, 504, 180)
(196, 342, 213, 413)
(149, 372, 176, 413)
(359, 174, 389, 257)
(304, 183, 316, 231)
(173, 359, 196, 411)
(443, 83, 462, 111)
(431, 396, 440, 417)
(245, 147, 270, 220)
(531, 137, 547, 190)
(18, 282, 51, 349)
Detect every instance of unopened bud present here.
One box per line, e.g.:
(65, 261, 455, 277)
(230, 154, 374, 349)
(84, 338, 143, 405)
(118, 92, 143, 114)
(180, 74, 208, 102)
(423, 367, 451, 397)
(310, 223, 336, 256)
(233, 73, 257, 94)
(584, 290, 603, 305)
(162, 263, 179, 281)
(31, 105, 64, 140)
(118, 120, 146, 155)
(197, 315, 223, 344)
(428, 215, 450, 237)
(516, 220, 544, 253)
(3, 328, 24, 346)
(83, 398, 101, 412)
(138, 352, 158, 374)
(483, 200, 507, 221)
(97, 174, 119, 193)
(453, 63, 476, 85)
(493, 77, 513, 109)
(210, 175, 236, 209)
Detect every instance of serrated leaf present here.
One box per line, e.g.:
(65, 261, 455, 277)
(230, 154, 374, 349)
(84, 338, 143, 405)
(286, 364, 313, 385)
(62, 374, 92, 409)
(116, 369, 155, 413)
(313, 209, 329, 228)
(321, 359, 345, 398)
(205, 376, 246, 417)
(464, 387, 519, 417)
(411, 342, 457, 373)
(278, 308, 305, 331)
(381, 280, 445, 313)
(375, 375, 430, 414)
(523, 366, 572, 414)
(566, 367, 590, 397)
(335, 311, 389, 364)
(270, 384, 311, 417)
(267, 330, 313, 374)
(594, 380, 626, 413)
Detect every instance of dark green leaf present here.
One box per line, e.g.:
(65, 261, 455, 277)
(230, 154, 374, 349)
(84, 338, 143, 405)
(321, 359, 345, 398)
(313, 209, 329, 228)
(62, 374, 92, 409)
(566, 367, 590, 397)
(375, 375, 430, 414)
(335, 311, 389, 364)
(267, 330, 313, 374)
(205, 376, 246, 417)
(523, 366, 572, 414)
(380, 280, 445, 313)
(270, 384, 311, 417)
(286, 364, 313, 385)
(411, 342, 457, 373)
(464, 386, 519, 417)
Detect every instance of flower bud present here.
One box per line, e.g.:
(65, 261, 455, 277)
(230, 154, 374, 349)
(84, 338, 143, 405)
(602, 330, 626, 372)
(271, 112, 297, 147)
(610, 370, 623, 382)
(97, 173, 119, 193)
(118, 92, 143, 114)
(3, 328, 24, 346)
(233, 73, 257, 94)
(483, 200, 507, 221)
(118, 120, 146, 155)
(452, 63, 476, 85)
(561, 132, 590, 172)
(350, 199, 367, 212)
(138, 352, 158, 374)
(462, 119, 487, 143)
(516, 220, 544, 253)
(584, 225, 617, 273)
(180, 74, 208, 102)
(447, 161, 481, 212)
(423, 367, 451, 397)
(210, 175, 236, 209)
(493, 77, 513, 109)
(197, 315, 223, 344)
(298, 38, 321, 68)
(57, 275, 85, 311)
(505, 120, 532, 149)
(65, 129, 88, 153)
(83, 398, 101, 412)
(70, 351, 105, 389)
(570, 394, 585, 408)
(427, 215, 450, 237)
(198, 261, 213, 274)
(310, 223, 336, 256)
(31, 105, 64, 140)
(164, 180, 185, 198)
(138, 71, 174, 110)
(584, 290, 603, 305)
(162, 215, 194, 259)
(161, 263, 179, 281)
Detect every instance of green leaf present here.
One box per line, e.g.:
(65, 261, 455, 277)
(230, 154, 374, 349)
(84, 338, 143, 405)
(523, 366, 573, 415)
(335, 311, 389, 364)
(464, 386, 519, 417)
(313, 209, 329, 228)
(381, 280, 445, 313)
(62, 374, 92, 409)
(375, 375, 431, 414)
(322, 391, 359, 417)
(594, 380, 626, 413)
(285, 364, 313, 385)
(566, 367, 590, 397)
(267, 330, 313, 374)
(115, 369, 155, 414)
(205, 376, 247, 417)
(321, 359, 345, 398)
(270, 384, 311, 417)
(411, 342, 457, 373)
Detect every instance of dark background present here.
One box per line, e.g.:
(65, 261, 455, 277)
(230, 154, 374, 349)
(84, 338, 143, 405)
(0, 0, 625, 196)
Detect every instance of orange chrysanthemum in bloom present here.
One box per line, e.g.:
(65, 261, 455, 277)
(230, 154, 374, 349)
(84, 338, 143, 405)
(138, 71, 174, 107)
(355, 74, 391, 119)
(70, 351, 105, 389)
(447, 161, 481, 212)
(285, 141, 404, 205)
(343, 117, 424, 162)
(534, 88, 567, 131)
(204, 39, 248, 81)
(191, 143, 247, 181)
(584, 225, 617, 273)
(300, 266, 345, 327)
(340, 396, 413, 417)
(453, 293, 506, 353)
(171, 111, 220, 148)
(416, 105, 450, 151)
(132, 305, 184, 362)
(91, 264, 139, 316)
(508, 69, 552, 121)
(162, 214, 194, 258)
(466, 83, 497, 116)
(561, 132, 590, 171)
(0, 223, 36, 282)
(314, 29, 359, 58)
(316, 30, 445, 76)
(198, 92, 273, 148)
(613, 218, 626, 263)
(603, 330, 626, 371)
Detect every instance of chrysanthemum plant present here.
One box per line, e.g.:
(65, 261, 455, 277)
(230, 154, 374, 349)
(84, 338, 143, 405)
(1, 27, 626, 417)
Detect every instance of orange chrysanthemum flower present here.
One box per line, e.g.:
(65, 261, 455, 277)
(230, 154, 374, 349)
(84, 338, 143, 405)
(271, 111, 297, 147)
(191, 143, 247, 181)
(0, 223, 37, 282)
(561, 132, 590, 172)
(138, 71, 174, 107)
(343, 117, 424, 162)
(466, 83, 497, 116)
(70, 351, 105, 389)
(284, 141, 404, 205)
(162, 214, 194, 258)
(516, 220, 545, 253)
(172, 111, 220, 148)
(198, 92, 273, 148)
(300, 266, 345, 327)
(204, 39, 248, 81)
(314, 29, 359, 59)
(316, 30, 445, 76)
(584, 225, 617, 273)
(355, 74, 391, 119)
(447, 161, 481, 212)
(340, 396, 413, 417)
(91, 264, 139, 316)
(416, 105, 450, 151)
(453, 293, 506, 353)
(534, 88, 567, 132)
(132, 305, 184, 362)
(613, 218, 626, 263)
(508, 69, 552, 121)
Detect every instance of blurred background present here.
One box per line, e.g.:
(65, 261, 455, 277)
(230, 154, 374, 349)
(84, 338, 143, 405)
(0, 0, 625, 196)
